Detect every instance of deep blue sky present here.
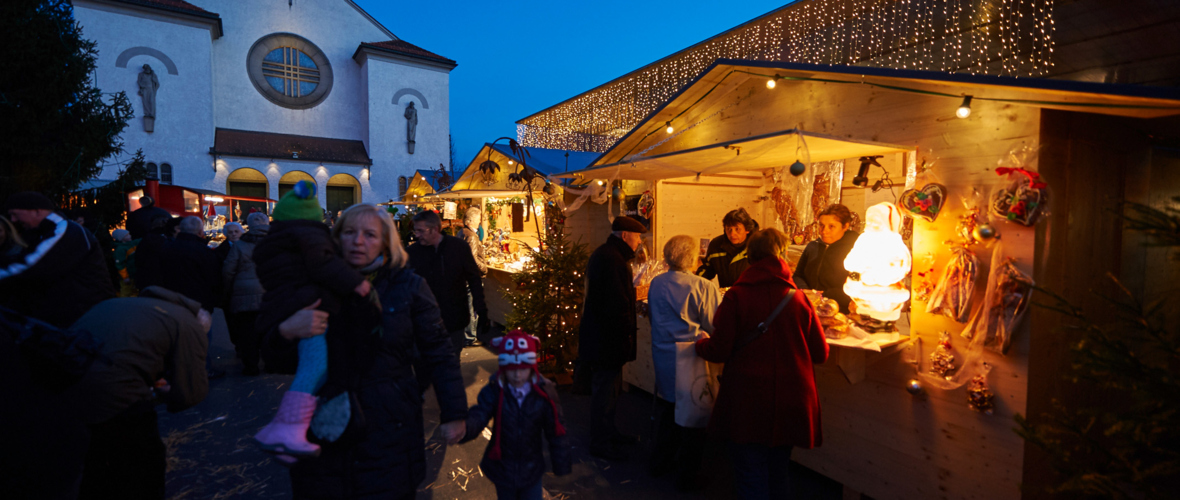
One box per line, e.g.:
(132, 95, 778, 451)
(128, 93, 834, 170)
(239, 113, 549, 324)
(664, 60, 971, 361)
(355, 0, 789, 170)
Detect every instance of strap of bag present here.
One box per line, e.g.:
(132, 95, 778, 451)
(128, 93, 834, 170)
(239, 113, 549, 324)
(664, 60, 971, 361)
(728, 288, 795, 361)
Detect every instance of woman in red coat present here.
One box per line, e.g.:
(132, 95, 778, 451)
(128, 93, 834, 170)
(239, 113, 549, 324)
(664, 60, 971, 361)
(695, 228, 829, 499)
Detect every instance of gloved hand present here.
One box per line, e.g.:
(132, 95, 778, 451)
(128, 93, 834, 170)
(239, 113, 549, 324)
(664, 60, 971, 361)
(477, 314, 491, 337)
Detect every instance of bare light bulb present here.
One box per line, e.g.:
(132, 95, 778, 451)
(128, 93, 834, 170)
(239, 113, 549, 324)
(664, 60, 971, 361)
(766, 78, 776, 89)
(956, 95, 973, 119)
(596, 180, 604, 186)
(508, 160, 514, 165)
(665, 121, 673, 134)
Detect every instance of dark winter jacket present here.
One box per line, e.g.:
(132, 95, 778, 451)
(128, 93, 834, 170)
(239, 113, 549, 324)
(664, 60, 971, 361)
(66, 286, 209, 424)
(461, 375, 572, 489)
(253, 219, 366, 335)
(132, 229, 168, 290)
(159, 232, 222, 312)
(0, 213, 115, 327)
(696, 257, 829, 449)
(578, 234, 638, 366)
(222, 228, 268, 313)
(125, 205, 171, 240)
(263, 264, 468, 499)
(698, 234, 750, 288)
(407, 235, 487, 332)
(793, 231, 859, 313)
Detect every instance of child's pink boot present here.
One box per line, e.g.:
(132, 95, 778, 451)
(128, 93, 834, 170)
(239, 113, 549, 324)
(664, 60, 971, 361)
(255, 391, 321, 457)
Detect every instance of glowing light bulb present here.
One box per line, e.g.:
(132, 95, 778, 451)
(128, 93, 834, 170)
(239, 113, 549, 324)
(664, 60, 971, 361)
(596, 180, 604, 186)
(508, 160, 514, 165)
(767, 74, 779, 89)
(665, 121, 673, 134)
(956, 96, 973, 119)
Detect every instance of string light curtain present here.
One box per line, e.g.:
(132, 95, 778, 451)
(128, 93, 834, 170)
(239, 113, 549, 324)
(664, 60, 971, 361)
(518, 0, 1054, 153)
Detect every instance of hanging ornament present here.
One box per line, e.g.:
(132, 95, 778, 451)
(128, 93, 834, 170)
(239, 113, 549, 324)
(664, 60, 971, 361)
(929, 332, 956, 379)
(967, 368, 995, 414)
(638, 190, 655, 218)
(991, 149, 1049, 226)
(972, 223, 997, 241)
(789, 160, 806, 177)
(897, 183, 948, 223)
(905, 378, 923, 395)
(479, 159, 501, 186)
(926, 245, 979, 323)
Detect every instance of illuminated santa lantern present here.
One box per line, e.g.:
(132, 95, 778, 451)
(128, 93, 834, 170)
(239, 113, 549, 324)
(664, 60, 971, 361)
(843, 202, 912, 326)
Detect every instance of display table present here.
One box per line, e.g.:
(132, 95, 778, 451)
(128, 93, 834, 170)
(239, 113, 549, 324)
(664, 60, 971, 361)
(483, 267, 518, 326)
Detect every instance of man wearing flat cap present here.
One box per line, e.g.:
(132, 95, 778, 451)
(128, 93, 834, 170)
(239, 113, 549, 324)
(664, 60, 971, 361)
(579, 215, 647, 461)
(1, 191, 115, 327)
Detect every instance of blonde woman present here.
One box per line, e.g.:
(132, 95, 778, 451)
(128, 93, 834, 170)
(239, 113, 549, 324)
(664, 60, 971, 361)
(647, 234, 722, 490)
(262, 204, 468, 498)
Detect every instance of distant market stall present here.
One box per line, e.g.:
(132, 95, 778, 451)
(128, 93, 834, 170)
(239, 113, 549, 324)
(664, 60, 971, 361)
(554, 59, 1180, 500)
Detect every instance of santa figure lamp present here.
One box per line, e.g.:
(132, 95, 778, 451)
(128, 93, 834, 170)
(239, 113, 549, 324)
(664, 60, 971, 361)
(843, 202, 912, 329)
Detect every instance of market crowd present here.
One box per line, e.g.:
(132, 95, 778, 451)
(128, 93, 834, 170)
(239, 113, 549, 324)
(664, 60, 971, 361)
(1, 184, 849, 500)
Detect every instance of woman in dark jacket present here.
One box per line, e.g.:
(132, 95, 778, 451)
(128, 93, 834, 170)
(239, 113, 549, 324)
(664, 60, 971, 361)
(696, 228, 829, 500)
(793, 203, 859, 313)
(222, 213, 269, 375)
(263, 204, 468, 500)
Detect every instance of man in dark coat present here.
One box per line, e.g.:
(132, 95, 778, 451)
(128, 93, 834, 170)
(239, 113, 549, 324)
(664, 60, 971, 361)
(159, 216, 223, 377)
(1, 192, 116, 327)
(578, 215, 647, 461)
(132, 211, 174, 290)
(407, 210, 488, 359)
(698, 207, 759, 288)
(125, 195, 172, 240)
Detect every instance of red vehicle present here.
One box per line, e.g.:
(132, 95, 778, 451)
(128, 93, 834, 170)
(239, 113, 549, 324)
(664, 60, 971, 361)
(127, 180, 274, 222)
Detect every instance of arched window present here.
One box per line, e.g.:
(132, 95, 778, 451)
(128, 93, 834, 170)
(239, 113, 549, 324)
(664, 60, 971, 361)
(160, 163, 173, 185)
(145, 162, 158, 180)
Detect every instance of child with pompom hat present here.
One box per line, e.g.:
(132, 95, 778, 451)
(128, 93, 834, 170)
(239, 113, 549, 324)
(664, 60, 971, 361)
(460, 329, 572, 498)
(251, 180, 373, 460)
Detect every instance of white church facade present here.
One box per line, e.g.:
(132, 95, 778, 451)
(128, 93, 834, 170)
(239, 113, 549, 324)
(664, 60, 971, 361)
(75, 0, 454, 213)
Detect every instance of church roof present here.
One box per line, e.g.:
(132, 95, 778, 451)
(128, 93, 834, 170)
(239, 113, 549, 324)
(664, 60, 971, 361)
(211, 129, 372, 166)
(357, 40, 456, 68)
(104, 0, 222, 37)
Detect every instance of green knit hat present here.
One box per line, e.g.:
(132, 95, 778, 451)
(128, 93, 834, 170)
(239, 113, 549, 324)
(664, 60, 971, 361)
(272, 180, 322, 222)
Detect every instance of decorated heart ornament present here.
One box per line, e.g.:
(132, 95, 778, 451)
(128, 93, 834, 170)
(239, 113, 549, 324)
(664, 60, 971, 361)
(897, 183, 947, 223)
(990, 168, 1048, 226)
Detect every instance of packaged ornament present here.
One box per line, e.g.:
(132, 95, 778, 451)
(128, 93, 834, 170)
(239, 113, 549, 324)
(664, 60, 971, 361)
(990, 146, 1049, 227)
(962, 243, 1034, 354)
(967, 369, 995, 414)
(925, 245, 979, 323)
(929, 331, 956, 379)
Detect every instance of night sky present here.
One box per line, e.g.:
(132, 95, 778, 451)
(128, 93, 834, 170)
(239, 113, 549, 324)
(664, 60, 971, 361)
(355, 0, 791, 170)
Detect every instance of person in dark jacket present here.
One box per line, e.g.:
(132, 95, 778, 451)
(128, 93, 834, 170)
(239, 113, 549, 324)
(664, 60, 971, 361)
(160, 216, 222, 313)
(461, 329, 571, 499)
(696, 228, 829, 500)
(698, 207, 760, 288)
(262, 203, 468, 499)
(132, 212, 173, 290)
(125, 195, 173, 240)
(223, 213, 269, 375)
(1, 192, 116, 327)
(793, 203, 860, 313)
(252, 181, 371, 457)
(71, 287, 211, 500)
(578, 215, 647, 461)
(408, 209, 489, 359)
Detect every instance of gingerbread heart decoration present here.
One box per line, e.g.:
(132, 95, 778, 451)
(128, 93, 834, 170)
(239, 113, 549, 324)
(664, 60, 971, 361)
(898, 183, 947, 223)
(990, 183, 1046, 226)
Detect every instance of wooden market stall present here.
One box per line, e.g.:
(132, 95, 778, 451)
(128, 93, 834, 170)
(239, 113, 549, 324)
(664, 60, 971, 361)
(555, 59, 1180, 500)
(434, 143, 599, 324)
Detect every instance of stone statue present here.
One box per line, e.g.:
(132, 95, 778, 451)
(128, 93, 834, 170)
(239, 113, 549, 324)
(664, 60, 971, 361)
(404, 101, 417, 154)
(138, 64, 159, 133)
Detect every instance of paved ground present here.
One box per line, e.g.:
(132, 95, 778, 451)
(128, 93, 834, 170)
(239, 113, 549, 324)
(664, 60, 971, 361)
(160, 317, 844, 499)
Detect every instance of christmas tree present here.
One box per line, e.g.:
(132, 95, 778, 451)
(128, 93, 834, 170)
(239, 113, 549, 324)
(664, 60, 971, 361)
(504, 204, 588, 374)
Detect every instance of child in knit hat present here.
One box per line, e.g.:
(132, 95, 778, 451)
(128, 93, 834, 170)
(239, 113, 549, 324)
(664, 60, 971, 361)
(251, 180, 372, 459)
(460, 329, 571, 498)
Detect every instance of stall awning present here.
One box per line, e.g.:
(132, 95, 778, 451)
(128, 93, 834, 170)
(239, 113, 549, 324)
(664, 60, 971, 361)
(433, 189, 543, 199)
(554, 129, 910, 181)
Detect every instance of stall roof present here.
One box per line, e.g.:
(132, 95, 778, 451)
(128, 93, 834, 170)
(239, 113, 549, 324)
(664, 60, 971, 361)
(554, 129, 911, 181)
(587, 59, 1180, 169)
(434, 144, 598, 198)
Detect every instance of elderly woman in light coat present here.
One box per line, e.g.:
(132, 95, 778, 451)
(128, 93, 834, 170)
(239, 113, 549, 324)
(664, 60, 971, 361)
(222, 212, 270, 375)
(647, 234, 723, 490)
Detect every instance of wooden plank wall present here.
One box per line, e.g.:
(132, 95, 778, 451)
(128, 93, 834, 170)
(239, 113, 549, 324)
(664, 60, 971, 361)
(631, 77, 1042, 499)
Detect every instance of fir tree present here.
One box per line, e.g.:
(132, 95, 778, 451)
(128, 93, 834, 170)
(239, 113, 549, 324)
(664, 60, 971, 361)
(1016, 198, 1180, 500)
(0, 0, 133, 201)
(504, 204, 588, 373)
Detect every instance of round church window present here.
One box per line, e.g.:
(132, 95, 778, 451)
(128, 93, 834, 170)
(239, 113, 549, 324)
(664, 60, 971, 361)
(247, 33, 333, 109)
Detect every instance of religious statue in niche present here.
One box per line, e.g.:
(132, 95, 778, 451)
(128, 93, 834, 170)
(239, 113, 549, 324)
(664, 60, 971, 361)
(404, 101, 418, 154)
(138, 64, 159, 132)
